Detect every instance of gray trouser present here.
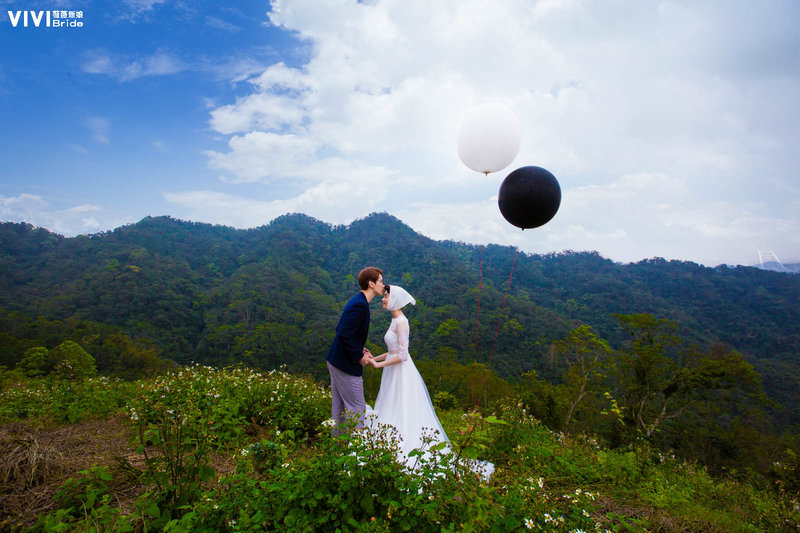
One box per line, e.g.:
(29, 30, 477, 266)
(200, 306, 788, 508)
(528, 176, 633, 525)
(327, 362, 366, 435)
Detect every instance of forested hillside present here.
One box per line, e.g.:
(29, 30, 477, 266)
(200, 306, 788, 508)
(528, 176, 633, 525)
(1, 213, 798, 432)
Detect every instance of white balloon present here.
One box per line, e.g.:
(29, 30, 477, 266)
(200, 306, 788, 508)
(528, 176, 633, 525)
(457, 103, 522, 175)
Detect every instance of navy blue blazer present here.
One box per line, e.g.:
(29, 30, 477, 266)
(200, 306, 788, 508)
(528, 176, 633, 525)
(326, 292, 370, 377)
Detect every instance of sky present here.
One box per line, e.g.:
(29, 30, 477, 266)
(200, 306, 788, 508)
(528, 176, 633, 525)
(1, 0, 798, 267)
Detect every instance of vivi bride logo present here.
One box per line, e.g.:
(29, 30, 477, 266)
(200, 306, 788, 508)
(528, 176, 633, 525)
(7, 9, 84, 28)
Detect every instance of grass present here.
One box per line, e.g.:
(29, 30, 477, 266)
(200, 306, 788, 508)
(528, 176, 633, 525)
(0, 417, 143, 529)
(0, 366, 797, 532)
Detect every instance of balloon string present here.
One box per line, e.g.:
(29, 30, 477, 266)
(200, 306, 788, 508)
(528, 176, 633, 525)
(480, 246, 518, 404)
(470, 245, 484, 407)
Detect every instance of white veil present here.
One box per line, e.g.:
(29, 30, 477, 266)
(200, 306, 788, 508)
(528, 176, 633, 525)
(387, 285, 416, 311)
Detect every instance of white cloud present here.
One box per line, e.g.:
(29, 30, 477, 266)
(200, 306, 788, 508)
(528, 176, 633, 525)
(540, 174, 800, 265)
(163, 191, 276, 228)
(251, 62, 310, 92)
(84, 116, 111, 144)
(205, 132, 319, 181)
(184, 0, 800, 266)
(81, 50, 186, 82)
(116, 0, 169, 22)
(0, 194, 130, 236)
(1, 194, 48, 217)
(394, 198, 521, 248)
(81, 53, 115, 75)
(389, 172, 800, 266)
(164, 175, 391, 228)
(137, 52, 184, 77)
(205, 16, 240, 33)
(80, 48, 280, 90)
(68, 144, 89, 154)
(123, 0, 167, 13)
(209, 93, 307, 135)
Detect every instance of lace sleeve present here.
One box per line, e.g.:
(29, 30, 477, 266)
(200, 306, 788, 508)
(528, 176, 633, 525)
(396, 318, 410, 361)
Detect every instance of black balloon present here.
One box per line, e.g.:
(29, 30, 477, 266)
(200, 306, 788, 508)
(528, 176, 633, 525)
(498, 166, 561, 229)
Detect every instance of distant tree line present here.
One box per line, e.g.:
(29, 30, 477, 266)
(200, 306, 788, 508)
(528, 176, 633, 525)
(1, 213, 798, 478)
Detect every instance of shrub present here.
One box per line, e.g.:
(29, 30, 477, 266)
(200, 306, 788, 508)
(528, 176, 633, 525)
(126, 365, 331, 528)
(16, 347, 49, 378)
(433, 390, 459, 411)
(33, 465, 134, 532)
(164, 416, 498, 532)
(0, 375, 133, 423)
(50, 340, 97, 381)
(0, 378, 49, 422)
(49, 376, 134, 423)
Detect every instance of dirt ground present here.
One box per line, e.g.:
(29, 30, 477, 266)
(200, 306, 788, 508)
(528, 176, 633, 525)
(0, 418, 735, 533)
(0, 416, 244, 531)
(0, 415, 144, 530)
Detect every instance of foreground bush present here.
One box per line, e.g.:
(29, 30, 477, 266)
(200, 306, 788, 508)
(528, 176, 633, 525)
(9, 365, 798, 532)
(161, 413, 604, 533)
(488, 400, 800, 532)
(126, 364, 331, 528)
(0, 372, 134, 423)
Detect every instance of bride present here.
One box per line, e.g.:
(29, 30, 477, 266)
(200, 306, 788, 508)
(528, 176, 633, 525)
(364, 284, 493, 477)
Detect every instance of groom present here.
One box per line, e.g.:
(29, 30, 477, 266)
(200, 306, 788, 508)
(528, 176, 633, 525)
(326, 266, 384, 435)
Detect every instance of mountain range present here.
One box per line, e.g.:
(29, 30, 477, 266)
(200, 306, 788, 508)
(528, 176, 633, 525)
(1, 213, 798, 428)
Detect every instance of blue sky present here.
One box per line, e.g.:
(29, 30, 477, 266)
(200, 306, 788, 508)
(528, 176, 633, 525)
(2, 0, 799, 267)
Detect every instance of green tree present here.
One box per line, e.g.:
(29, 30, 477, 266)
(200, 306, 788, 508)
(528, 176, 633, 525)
(610, 313, 682, 438)
(16, 346, 50, 377)
(611, 314, 763, 440)
(553, 325, 612, 433)
(51, 340, 97, 380)
(663, 342, 766, 471)
(515, 370, 562, 431)
(414, 359, 512, 409)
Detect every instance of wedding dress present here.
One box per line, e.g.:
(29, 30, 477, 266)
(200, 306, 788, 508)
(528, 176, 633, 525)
(370, 315, 494, 477)
(371, 315, 447, 460)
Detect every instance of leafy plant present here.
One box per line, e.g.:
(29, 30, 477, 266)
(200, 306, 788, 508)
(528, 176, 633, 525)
(33, 465, 134, 532)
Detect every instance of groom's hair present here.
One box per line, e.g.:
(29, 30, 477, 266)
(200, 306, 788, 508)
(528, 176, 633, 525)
(358, 267, 383, 290)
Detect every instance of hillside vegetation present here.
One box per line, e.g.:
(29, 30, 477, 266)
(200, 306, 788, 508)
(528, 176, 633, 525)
(0, 365, 798, 531)
(1, 213, 799, 530)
